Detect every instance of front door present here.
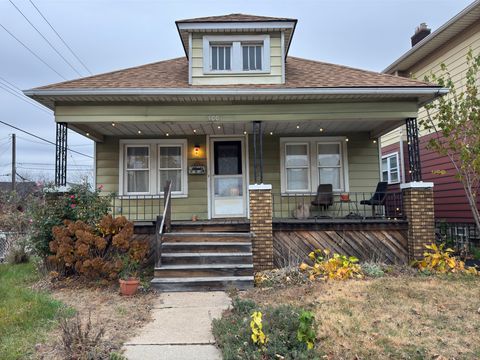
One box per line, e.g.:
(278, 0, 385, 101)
(210, 138, 246, 218)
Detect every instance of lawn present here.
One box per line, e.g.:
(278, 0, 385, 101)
(216, 274, 480, 359)
(0, 262, 67, 360)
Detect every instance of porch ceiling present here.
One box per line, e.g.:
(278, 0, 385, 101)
(70, 118, 402, 141)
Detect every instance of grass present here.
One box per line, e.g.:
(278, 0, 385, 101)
(238, 274, 480, 359)
(0, 262, 69, 359)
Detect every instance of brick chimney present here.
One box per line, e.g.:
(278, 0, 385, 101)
(411, 23, 431, 47)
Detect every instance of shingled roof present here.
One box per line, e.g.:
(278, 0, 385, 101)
(33, 56, 435, 91)
(176, 13, 296, 23)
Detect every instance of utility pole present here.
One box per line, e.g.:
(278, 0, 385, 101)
(11, 133, 16, 191)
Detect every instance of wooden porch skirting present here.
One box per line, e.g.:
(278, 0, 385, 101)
(272, 220, 409, 267)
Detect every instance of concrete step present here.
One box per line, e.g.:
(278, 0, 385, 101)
(162, 232, 251, 243)
(162, 242, 252, 253)
(150, 276, 254, 292)
(154, 264, 254, 278)
(171, 222, 250, 233)
(161, 252, 253, 265)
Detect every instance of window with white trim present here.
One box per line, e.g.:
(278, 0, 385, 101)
(120, 140, 188, 196)
(210, 44, 232, 71)
(285, 144, 310, 191)
(125, 146, 150, 194)
(281, 137, 348, 193)
(159, 145, 183, 193)
(382, 153, 400, 184)
(242, 43, 262, 71)
(317, 143, 341, 190)
(203, 35, 270, 74)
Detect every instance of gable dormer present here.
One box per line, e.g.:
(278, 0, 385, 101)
(176, 14, 297, 85)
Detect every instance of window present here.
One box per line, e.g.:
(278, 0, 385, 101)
(125, 146, 150, 194)
(159, 145, 183, 193)
(281, 137, 348, 193)
(285, 144, 310, 191)
(242, 44, 262, 70)
(210, 45, 231, 71)
(202, 35, 270, 74)
(318, 143, 341, 190)
(120, 140, 188, 196)
(382, 153, 400, 184)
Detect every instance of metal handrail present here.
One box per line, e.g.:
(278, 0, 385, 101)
(155, 180, 172, 268)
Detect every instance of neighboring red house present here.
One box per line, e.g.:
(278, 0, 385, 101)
(381, 0, 480, 224)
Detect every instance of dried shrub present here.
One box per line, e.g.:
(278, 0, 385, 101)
(48, 215, 149, 280)
(414, 243, 479, 275)
(300, 249, 363, 281)
(60, 312, 108, 360)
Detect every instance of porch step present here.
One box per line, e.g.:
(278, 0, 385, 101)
(152, 231, 254, 291)
(150, 276, 254, 292)
(162, 242, 252, 253)
(161, 252, 253, 265)
(154, 264, 254, 278)
(162, 232, 251, 243)
(171, 221, 249, 233)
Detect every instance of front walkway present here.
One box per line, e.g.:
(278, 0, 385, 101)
(123, 292, 230, 360)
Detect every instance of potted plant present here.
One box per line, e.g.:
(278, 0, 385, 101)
(118, 256, 140, 296)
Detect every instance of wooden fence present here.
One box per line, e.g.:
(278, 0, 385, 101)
(273, 226, 408, 267)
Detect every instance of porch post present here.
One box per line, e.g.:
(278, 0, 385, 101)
(55, 122, 68, 186)
(249, 184, 274, 272)
(405, 117, 422, 182)
(401, 181, 434, 261)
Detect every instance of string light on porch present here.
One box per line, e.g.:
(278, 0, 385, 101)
(193, 129, 197, 133)
(319, 128, 324, 132)
(345, 138, 349, 142)
(86, 132, 90, 137)
(373, 139, 377, 144)
(111, 122, 116, 127)
(137, 130, 142, 134)
(243, 131, 247, 135)
(270, 132, 273, 135)
(296, 125, 300, 129)
(166, 133, 170, 137)
(217, 125, 221, 129)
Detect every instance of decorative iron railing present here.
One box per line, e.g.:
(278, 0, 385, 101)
(272, 191, 404, 220)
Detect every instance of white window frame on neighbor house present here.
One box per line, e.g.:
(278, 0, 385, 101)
(382, 152, 400, 184)
(280, 137, 349, 194)
(119, 139, 188, 197)
(203, 35, 270, 74)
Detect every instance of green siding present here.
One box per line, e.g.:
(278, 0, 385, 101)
(97, 132, 379, 221)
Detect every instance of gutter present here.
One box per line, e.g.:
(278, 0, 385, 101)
(24, 87, 448, 97)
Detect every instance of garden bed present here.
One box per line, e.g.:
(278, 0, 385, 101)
(34, 279, 156, 359)
(215, 272, 480, 359)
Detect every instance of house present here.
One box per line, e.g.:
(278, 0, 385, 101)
(25, 14, 444, 290)
(382, 0, 480, 230)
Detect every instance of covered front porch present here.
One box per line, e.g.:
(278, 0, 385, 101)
(52, 101, 423, 223)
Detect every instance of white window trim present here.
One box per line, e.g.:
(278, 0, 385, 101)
(203, 35, 271, 74)
(119, 139, 188, 197)
(382, 152, 400, 185)
(283, 142, 311, 192)
(123, 144, 151, 196)
(158, 143, 187, 196)
(316, 142, 344, 192)
(280, 137, 349, 195)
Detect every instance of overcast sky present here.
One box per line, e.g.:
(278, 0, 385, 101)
(0, 0, 473, 184)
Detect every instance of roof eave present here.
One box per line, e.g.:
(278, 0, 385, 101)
(383, 0, 480, 73)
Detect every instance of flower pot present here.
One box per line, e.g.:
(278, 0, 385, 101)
(119, 278, 140, 296)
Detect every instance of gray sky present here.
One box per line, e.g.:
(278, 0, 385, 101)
(0, 0, 473, 183)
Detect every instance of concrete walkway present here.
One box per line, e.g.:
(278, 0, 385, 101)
(123, 292, 230, 360)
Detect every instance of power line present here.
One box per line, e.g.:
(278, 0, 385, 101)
(0, 79, 52, 115)
(0, 22, 67, 80)
(8, 0, 83, 77)
(28, 0, 92, 75)
(0, 120, 93, 159)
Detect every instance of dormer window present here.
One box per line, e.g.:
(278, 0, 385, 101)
(203, 35, 270, 74)
(242, 44, 262, 71)
(211, 44, 232, 71)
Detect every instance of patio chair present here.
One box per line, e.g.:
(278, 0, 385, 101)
(360, 181, 388, 217)
(311, 184, 333, 210)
